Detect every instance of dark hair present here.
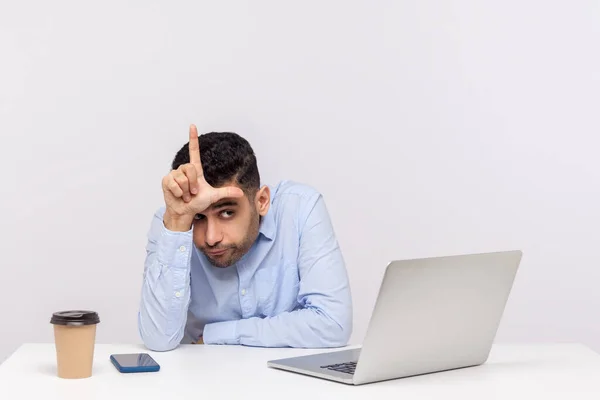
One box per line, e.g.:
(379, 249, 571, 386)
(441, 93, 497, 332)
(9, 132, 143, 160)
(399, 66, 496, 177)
(171, 131, 260, 195)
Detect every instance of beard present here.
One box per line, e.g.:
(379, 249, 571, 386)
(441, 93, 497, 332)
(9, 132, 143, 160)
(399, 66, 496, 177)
(201, 211, 260, 268)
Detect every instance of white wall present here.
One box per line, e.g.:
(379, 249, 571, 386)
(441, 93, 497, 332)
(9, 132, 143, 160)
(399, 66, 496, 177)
(1, 0, 599, 363)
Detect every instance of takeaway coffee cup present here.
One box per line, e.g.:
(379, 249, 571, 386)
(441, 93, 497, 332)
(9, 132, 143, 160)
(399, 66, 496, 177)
(50, 310, 100, 379)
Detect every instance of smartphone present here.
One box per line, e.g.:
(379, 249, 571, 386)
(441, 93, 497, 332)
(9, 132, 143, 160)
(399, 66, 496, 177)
(110, 353, 160, 373)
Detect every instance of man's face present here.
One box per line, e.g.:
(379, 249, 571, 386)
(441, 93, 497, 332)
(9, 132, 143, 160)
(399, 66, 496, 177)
(192, 184, 270, 268)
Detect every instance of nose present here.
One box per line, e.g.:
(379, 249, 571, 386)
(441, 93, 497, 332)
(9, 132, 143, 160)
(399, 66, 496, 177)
(204, 219, 223, 247)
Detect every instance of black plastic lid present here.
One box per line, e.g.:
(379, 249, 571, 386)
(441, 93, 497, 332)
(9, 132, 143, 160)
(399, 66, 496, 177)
(50, 310, 100, 326)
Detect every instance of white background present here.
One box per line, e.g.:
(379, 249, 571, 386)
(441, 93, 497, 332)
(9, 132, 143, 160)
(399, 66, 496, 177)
(1, 1, 599, 363)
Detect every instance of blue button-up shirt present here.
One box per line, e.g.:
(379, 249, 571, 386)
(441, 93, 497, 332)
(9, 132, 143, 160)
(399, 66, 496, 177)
(138, 180, 352, 350)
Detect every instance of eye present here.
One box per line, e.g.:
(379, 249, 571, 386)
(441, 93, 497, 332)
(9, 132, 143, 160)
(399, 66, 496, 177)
(194, 214, 205, 221)
(220, 210, 235, 219)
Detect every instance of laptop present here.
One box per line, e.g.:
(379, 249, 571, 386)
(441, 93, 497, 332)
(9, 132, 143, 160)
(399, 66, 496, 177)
(267, 250, 522, 385)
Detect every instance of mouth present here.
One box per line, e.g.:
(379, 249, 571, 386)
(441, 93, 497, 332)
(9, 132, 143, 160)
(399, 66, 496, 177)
(206, 248, 228, 257)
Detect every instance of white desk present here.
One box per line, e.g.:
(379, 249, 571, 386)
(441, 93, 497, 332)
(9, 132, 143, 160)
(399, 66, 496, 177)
(1, 343, 599, 399)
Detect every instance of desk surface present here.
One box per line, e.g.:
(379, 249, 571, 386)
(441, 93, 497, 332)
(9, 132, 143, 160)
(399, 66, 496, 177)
(1, 343, 599, 399)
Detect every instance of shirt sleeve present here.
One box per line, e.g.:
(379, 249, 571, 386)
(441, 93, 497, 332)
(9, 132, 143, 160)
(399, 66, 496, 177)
(137, 207, 194, 351)
(202, 193, 353, 348)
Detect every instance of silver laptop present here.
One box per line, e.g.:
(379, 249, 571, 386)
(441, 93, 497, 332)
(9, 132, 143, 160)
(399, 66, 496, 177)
(267, 250, 522, 385)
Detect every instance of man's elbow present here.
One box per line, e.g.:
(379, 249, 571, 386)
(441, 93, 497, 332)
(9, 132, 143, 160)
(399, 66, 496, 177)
(329, 319, 352, 347)
(312, 310, 352, 348)
(138, 315, 182, 352)
(322, 327, 351, 348)
(141, 335, 181, 352)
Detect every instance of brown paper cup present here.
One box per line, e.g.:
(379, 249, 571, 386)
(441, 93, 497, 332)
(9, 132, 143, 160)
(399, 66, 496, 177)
(50, 311, 100, 379)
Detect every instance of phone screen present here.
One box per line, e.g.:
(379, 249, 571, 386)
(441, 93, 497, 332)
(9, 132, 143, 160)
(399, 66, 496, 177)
(112, 353, 159, 368)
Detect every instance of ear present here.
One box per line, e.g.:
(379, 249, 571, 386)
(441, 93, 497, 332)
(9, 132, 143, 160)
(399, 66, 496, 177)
(254, 185, 270, 217)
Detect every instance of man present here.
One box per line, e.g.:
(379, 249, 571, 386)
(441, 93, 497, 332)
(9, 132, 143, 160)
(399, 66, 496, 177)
(138, 125, 352, 350)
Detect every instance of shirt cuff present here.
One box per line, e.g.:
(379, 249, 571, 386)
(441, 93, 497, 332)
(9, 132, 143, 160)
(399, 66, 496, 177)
(157, 223, 193, 269)
(202, 320, 239, 345)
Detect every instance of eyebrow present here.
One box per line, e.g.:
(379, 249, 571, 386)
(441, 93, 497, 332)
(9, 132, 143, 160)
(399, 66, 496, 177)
(210, 200, 239, 210)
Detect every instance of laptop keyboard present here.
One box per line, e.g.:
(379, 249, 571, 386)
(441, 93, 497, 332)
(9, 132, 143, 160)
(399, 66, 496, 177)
(320, 361, 357, 374)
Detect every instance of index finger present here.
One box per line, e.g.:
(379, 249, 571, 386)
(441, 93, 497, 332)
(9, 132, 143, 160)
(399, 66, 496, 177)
(188, 124, 202, 173)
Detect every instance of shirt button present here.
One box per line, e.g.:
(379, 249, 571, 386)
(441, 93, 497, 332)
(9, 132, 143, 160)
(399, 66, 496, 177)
(175, 291, 182, 298)
(241, 289, 246, 296)
(179, 246, 186, 252)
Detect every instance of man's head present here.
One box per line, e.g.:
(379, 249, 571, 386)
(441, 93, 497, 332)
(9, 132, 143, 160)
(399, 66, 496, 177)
(171, 131, 270, 268)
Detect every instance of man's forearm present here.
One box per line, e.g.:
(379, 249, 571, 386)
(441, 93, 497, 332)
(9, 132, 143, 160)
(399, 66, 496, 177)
(202, 300, 352, 348)
(138, 213, 194, 351)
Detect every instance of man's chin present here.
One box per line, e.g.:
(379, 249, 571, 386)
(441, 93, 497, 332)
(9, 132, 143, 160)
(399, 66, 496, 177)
(204, 250, 237, 268)
(207, 258, 234, 268)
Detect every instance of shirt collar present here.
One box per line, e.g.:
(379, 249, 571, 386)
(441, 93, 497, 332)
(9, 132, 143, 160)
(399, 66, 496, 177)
(258, 205, 275, 241)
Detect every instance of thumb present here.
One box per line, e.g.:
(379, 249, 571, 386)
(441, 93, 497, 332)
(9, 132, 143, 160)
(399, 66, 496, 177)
(210, 186, 245, 204)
